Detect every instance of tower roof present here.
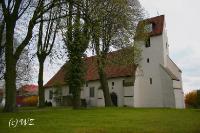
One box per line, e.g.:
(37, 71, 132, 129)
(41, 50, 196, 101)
(135, 15, 165, 39)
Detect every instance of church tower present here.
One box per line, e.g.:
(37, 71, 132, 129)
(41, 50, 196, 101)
(134, 15, 184, 108)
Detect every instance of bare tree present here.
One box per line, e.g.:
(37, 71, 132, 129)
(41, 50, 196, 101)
(0, 19, 5, 81)
(37, 2, 60, 107)
(1, 0, 63, 112)
(0, 33, 35, 87)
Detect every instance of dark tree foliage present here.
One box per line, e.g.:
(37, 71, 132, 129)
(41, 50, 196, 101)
(62, 0, 90, 109)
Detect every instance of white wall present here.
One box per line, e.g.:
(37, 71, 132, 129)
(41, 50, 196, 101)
(174, 89, 185, 108)
(83, 77, 134, 107)
(44, 77, 135, 107)
(134, 20, 180, 108)
(134, 19, 185, 108)
(134, 34, 165, 107)
(160, 66, 175, 108)
(167, 57, 182, 80)
(173, 80, 182, 89)
(123, 77, 134, 107)
(45, 86, 69, 107)
(45, 88, 56, 106)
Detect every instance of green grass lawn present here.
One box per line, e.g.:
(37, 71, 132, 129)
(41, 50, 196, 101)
(0, 107, 200, 133)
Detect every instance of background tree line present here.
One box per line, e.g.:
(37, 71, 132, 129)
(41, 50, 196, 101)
(185, 90, 200, 108)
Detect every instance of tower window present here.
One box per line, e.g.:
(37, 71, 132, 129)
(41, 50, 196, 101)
(147, 58, 150, 63)
(150, 78, 152, 85)
(112, 82, 114, 86)
(145, 38, 150, 47)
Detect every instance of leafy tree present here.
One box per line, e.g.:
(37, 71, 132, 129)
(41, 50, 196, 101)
(62, 0, 90, 109)
(185, 91, 198, 108)
(185, 90, 200, 108)
(89, 0, 144, 106)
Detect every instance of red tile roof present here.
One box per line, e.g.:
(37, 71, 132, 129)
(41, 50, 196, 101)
(135, 15, 165, 39)
(19, 85, 38, 93)
(147, 15, 164, 36)
(44, 49, 136, 88)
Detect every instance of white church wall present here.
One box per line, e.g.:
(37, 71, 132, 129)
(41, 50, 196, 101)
(123, 86, 134, 107)
(173, 80, 182, 89)
(167, 57, 182, 80)
(81, 77, 134, 107)
(134, 34, 165, 107)
(83, 80, 100, 107)
(108, 78, 125, 107)
(97, 89, 105, 107)
(160, 66, 176, 108)
(44, 88, 56, 106)
(162, 21, 169, 67)
(174, 89, 185, 108)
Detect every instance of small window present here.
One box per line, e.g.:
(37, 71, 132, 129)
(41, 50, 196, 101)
(150, 78, 152, 85)
(49, 90, 53, 100)
(86, 82, 88, 87)
(147, 58, 149, 63)
(112, 82, 114, 86)
(166, 42, 168, 49)
(123, 80, 134, 87)
(89, 87, 95, 98)
(145, 38, 150, 47)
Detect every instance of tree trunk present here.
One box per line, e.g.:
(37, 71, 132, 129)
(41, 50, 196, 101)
(68, 57, 83, 109)
(3, 26, 17, 112)
(4, 60, 17, 112)
(38, 57, 45, 108)
(97, 58, 112, 106)
(72, 87, 81, 109)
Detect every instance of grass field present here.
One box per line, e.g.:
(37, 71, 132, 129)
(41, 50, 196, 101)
(0, 107, 200, 133)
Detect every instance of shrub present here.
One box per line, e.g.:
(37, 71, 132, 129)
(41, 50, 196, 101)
(22, 96, 38, 106)
(185, 91, 199, 108)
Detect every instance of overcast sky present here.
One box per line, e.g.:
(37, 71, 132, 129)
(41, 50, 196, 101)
(140, 0, 200, 93)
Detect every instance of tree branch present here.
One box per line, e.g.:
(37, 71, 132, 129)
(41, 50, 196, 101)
(17, 0, 32, 19)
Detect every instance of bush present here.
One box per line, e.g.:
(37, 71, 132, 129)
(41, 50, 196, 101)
(22, 96, 38, 106)
(185, 91, 200, 108)
(45, 101, 52, 107)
